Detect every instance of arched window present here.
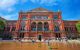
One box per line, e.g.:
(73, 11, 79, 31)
(31, 16, 36, 20)
(43, 16, 48, 20)
(20, 21, 26, 31)
(22, 15, 27, 20)
(54, 26, 60, 32)
(37, 16, 42, 19)
(44, 22, 49, 31)
(6, 27, 10, 31)
(53, 15, 58, 20)
(12, 27, 15, 31)
(37, 22, 43, 31)
(31, 22, 36, 31)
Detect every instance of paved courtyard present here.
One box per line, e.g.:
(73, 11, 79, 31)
(0, 40, 80, 50)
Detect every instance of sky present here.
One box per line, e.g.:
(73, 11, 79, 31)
(0, 0, 80, 20)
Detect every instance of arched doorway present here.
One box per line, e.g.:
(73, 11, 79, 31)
(20, 21, 26, 31)
(37, 22, 43, 31)
(18, 33, 25, 39)
(38, 34, 42, 41)
(31, 22, 36, 31)
(54, 26, 61, 39)
(44, 22, 49, 31)
(55, 33, 61, 39)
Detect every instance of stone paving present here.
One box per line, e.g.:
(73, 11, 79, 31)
(0, 40, 80, 50)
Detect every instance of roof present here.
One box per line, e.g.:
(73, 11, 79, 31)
(0, 17, 6, 20)
(28, 8, 53, 12)
(6, 20, 17, 26)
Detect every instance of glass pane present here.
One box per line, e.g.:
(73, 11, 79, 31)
(31, 16, 36, 20)
(54, 26, 59, 32)
(37, 16, 42, 19)
(44, 28, 48, 31)
(22, 16, 27, 20)
(37, 28, 42, 31)
(54, 15, 58, 20)
(32, 28, 36, 31)
(43, 16, 48, 19)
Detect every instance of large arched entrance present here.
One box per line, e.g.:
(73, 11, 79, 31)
(18, 33, 25, 39)
(38, 34, 42, 41)
(55, 33, 61, 39)
(54, 26, 61, 39)
(44, 22, 49, 31)
(37, 22, 43, 31)
(31, 22, 36, 31)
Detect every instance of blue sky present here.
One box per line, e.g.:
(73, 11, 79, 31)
(0, 0, 80, 20)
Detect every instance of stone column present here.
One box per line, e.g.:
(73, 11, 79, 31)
(60, 20, 66, 39)
(42, 22, 44, 31)
(36, 23, 37, 31)
(27, 14, 31, 31)
(49, 14, 53, 31)
(14, 12, 22, 40)
(49, 14, 54, 39)
(10, 25, 12, 32)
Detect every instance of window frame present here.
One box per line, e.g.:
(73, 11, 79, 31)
(53, 15, 58, 20)
(22, 15, 27, 20)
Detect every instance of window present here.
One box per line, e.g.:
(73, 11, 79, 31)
(53, 15, 58, 20)
(37, 22, 43, 31)
(54, 26, 60, 32)
(22, 15, 27, 20)
(44, 22, 49, 31)
(37, 16, 42, 19)
(12, 27, 15, 31)
(44, 28, 48, 31)
(20, 21, 26, 31)
(31, 28, 36, 31)
(43, 16, 48, 19)
(6, 27, 10, 31)
(31, 16, 36, 20)
(31, 22, 36, 31)
(20, 26, 25, 31)
(31, 16, 48, 20)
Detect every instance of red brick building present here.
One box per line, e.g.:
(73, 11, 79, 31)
(0, 8, 79, 40)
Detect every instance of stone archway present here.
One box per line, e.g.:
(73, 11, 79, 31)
(31, 22, 36, 31)
(38, 34, 42, 41)
(44, 22, 49, 31)
(37, 22, 43, 31)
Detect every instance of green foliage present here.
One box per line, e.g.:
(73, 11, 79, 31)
(76, 21, 80, 33)
(0, 20, 5, 30)
(0, 20, 5, 38)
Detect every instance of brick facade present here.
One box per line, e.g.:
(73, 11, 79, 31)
(0, 8, 79, 40)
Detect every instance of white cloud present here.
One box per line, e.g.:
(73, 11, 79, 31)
(0, 13, 18, 20)
(40, 0, 58, 6)
(21, 0, 28, 3)
(0, 0, 19, 12)
(30, 0, 60, 6)
(30, 0, 39, 3)
(21, 0, 60, 6)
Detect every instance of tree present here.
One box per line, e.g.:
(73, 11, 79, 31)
(76, 21, 80, 38)
(0, 20, 5, 38)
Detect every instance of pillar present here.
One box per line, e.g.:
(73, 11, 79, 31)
(10, 25, 12, 32)
(49, 14, 54, 38)
(14, 12, 22, 39)
(27, 13, 31, 31)
(60, 20, 66, 38)
(42, 22, 44, 31)
(49, 14, 53, 31)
